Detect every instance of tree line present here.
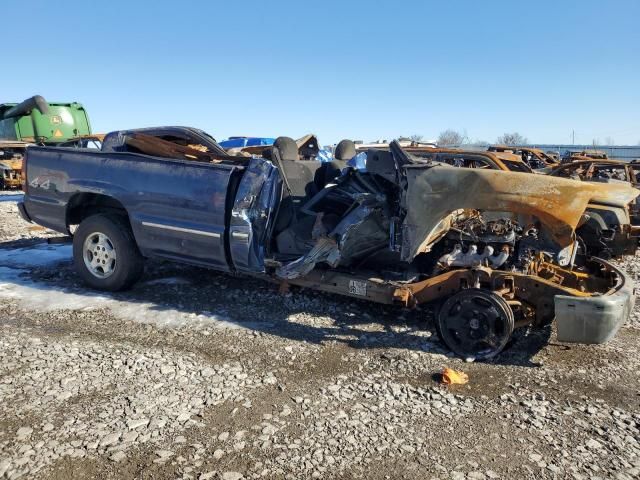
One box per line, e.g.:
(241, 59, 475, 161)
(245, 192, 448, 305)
(406, 130, 529, 147)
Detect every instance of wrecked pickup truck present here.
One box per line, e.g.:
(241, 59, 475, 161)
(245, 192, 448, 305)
(18, 132, 639, 359)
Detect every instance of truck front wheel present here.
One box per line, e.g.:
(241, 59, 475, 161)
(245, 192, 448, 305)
(73, 214, 144, 291)
(437, 289, 514, 361)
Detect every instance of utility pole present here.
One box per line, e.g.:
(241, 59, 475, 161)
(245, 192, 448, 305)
(572, 130, 575, 145)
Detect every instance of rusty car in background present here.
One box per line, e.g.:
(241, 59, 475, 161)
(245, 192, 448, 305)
(18, 130, 638, 360)
(562, 149, 610, 163)
(487, 145, 560, 170)
(392, 147, 534, 173)
(1, 141, 27, 189)
(549, 159, 640, 256)
(550, 159, 639, 186)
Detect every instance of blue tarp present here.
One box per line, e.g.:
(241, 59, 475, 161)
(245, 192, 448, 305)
(316, 149, 333, 163)
(317, 149, 366, 170)
(219, 137, 275, 149)
(348, 152, 367, 170)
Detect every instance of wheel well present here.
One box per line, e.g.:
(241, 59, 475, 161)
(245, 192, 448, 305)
(66, 193, 130, 229)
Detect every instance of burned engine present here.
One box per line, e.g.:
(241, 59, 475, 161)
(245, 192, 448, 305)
(434, 212, 577, 277)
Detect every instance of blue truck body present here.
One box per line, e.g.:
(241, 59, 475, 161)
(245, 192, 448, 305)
(21, 146, 279, 274)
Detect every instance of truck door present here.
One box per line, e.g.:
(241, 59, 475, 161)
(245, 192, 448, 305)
(229, 158, 281, 273)
(126, 158, 238, 271)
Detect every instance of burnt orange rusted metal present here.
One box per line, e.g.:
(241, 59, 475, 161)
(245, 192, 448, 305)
(400, 164, 640, 261)
(402, 147, 533, 172)
(396, 265, 596, 325)
(0, 156, 23, 188)
(569, 150, 609, 161)
(488, 145, 559, 168)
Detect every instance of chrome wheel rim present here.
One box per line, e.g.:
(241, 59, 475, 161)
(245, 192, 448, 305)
(83, 232, 117, 279)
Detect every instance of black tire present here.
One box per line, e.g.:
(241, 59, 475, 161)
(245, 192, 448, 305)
(73, 214, 144, 291)
(437, 289, 514, 360)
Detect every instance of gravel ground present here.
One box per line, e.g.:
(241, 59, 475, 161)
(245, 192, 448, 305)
(0, 191, 639, 480)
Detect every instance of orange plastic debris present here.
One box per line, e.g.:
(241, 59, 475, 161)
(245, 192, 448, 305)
(441, 368, 469, 385)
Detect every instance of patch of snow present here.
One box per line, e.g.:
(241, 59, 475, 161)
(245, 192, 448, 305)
(0, 244, 246, 330)
(0, 244, 72, 268)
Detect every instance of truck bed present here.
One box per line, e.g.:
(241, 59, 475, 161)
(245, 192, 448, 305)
(22, 146, 244, 271)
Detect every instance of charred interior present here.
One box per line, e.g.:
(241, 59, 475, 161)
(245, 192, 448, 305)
(267, 139, 620, 294)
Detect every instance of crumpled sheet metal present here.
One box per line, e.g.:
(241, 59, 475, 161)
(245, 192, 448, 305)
(276, 236, 340, 279)
(230, 158, 281, 273)
(401, 165, 640, 262)
(277, 203, 386, 279)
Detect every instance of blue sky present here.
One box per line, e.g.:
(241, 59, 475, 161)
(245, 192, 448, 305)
(4, 0, 639, 145)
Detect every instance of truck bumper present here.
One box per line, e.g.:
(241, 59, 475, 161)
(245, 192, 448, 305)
(17, 202, 32, 223)
(554, 259, 635, 343)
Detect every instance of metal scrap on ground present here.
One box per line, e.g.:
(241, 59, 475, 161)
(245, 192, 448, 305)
(441, 368, 469, 385)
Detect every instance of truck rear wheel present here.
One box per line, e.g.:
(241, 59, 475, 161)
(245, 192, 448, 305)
(437, 289, 514, 360)
(73, 214, 143, 291)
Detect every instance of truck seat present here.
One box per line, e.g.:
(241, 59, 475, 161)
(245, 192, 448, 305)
(271, 136, 322, 201)
(271, 136, 323, 235)
(316, 139, 355, 187)
(334, 139, 356, 162)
